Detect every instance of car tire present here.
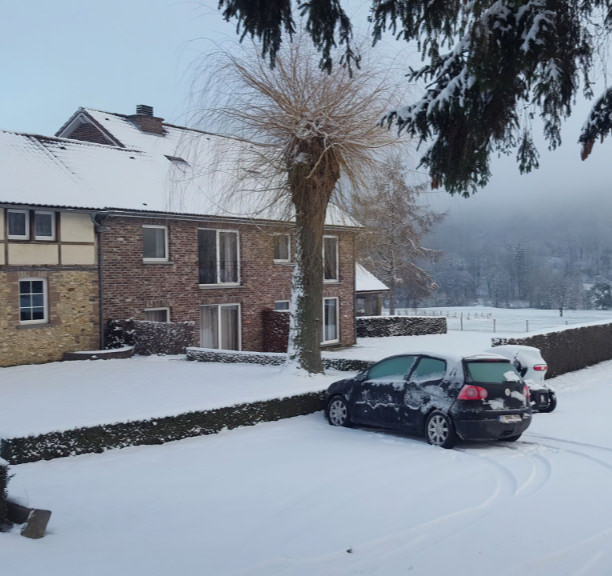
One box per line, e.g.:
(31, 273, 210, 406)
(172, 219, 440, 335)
(425, 411, 457, 449)
(538, 393, 557, 413)
(327, 396, 351, 427)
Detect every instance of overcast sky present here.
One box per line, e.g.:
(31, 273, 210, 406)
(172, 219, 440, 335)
(3, 0, 611, 213)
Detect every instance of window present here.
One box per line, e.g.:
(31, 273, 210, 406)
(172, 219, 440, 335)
(19, 279, 47, 324)
(322, 297, 339, 344)
(323, 236, 338, 282)
(144, 308, 169, 322)
(466, 360, 519, 384)
(7, 210, 29, 240)
(200, 304, 240, 350)
(410, 357, 447, 384)
(273, 234, 290, 262)
(34, 211, 55, 240)
(367, 355, 417, 382)
(198, 229, 239, 285)
(274, 300, 290, 311)
(143, 226, 168, 261)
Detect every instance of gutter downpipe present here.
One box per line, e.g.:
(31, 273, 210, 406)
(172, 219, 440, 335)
(92, 212, 109, 349)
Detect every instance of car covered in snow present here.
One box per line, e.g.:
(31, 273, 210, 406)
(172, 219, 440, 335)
(325, 352, 532, 448)
(488, 345, 556, 413)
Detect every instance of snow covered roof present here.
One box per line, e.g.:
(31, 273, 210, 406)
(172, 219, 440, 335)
(355, 263, 389, 293)
(0, 107, 358, 227)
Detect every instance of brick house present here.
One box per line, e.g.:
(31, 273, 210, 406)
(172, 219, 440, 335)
(0, 106, 358, 366)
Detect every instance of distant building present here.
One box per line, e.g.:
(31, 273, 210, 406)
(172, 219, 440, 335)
(355, 263, 388, 316)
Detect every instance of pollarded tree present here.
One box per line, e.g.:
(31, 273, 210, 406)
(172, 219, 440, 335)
(351, 154, 443, 313)
(191, 37, 400, 373)
(217, 0, 612, 196)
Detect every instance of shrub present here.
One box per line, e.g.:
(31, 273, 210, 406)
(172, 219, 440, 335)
(356, 316, 447, 338)
(105, 319, 195, 355)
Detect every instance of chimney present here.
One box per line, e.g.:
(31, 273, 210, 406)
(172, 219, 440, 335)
(128, 104, 165, 134)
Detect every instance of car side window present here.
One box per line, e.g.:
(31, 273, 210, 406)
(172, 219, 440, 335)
(409, 357, 447, 385)
(367, 356, 417, 382)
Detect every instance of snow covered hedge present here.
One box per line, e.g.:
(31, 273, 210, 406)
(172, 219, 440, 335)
(0, 460, 8, 525)
(0, 392, 326, 465)
(492, 321, 612, 378)
(186, 348, 372, 373)
(356, 316, 447, 338)
(105, 319, 195, 355)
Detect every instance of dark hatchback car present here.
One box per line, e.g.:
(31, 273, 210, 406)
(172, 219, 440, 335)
(325, 352, 532, 448)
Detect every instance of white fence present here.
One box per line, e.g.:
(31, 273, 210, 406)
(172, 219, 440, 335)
(384, 307, 612, 334)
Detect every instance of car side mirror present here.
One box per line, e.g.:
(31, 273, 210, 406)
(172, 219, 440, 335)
(355, 371, 367, 382)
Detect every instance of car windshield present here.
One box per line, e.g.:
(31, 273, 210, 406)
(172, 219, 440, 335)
(465, 360, 520, 384)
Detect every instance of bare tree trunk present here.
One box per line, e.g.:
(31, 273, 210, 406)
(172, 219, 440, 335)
(287, 144, 338, 373)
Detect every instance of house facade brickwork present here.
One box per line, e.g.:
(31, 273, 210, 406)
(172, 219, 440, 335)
(100, 214, 356, 351)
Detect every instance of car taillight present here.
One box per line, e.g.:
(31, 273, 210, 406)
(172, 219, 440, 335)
(533, 364, 547, 372)
(524, 385, 530, 399)
(458, 385, 488, 400)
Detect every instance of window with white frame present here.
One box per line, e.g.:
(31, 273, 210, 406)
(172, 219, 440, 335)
(323, 236, 338, 282)
(34, 211, 55, 240)
(7, 210, 29, 240)
(273, 234, 290, 262)
(200, 304, 241, 350)
(198, 229, 239, 285)
(322, 297, 339, 344)
(142, 225, 168, 261)
(144, 308, 170, 322)
(19, 278, 48, 324)
(274, 300, 290, 311)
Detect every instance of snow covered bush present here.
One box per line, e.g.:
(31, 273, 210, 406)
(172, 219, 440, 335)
(356, 316, 447, 338)
(0, 393, 326, 465)
(105, 319, 195, 355)
(0, 460, 8, 526)
(186, 348, 372, 373)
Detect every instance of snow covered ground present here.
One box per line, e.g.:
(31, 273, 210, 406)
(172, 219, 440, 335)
(3, 314, 612, 574)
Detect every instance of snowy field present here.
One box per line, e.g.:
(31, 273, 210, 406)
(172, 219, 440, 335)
(3, 309, 612, 575)
(397, 305, 612, 334)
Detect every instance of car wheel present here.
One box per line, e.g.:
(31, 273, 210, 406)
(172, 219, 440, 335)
(327, 396, 351, 427)
(538, 393, 557, 413)
(425, 411, 457, 448)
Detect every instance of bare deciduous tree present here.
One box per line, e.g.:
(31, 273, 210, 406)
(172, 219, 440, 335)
(351, 154, 443, 314)
(191, 36, 401, 373)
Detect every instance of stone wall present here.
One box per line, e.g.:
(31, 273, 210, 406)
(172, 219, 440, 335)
(0, 269, 100, 367)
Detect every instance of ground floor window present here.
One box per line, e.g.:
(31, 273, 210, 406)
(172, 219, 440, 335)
(144, 308, 170, 322)
(322, 297, 339, 344)
(19, 278, 47, 324)
(200, 304, 241, 350)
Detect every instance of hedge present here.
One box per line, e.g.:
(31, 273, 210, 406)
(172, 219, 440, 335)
(356, 316, 447, 338)
(492, 321, 612, 379)
(0, 392, 326, 465)
(186, 347, 373, 373)
(0, 462, 8, 526)
(105, 319, 195, 355)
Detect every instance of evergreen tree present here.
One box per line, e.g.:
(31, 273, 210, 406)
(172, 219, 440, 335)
(218, 0, 612, 196)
